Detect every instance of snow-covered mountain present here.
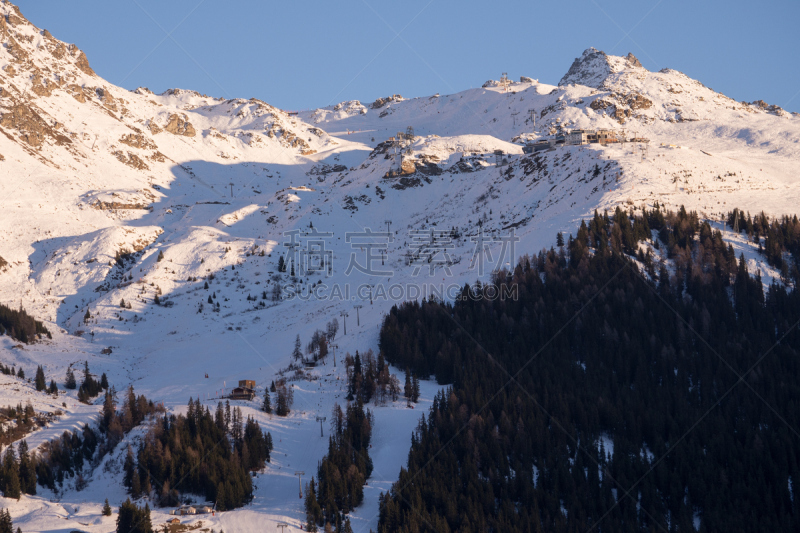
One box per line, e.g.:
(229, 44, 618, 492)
(1, 1, 799, 531)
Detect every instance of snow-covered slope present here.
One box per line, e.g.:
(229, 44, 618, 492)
(1, 2, 799, 531)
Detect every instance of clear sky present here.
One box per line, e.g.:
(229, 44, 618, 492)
(16, 0, 800, 113)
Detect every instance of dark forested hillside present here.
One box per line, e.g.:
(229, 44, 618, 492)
(378, 205, 800, 533)
(0, 301, 50, 343)
(134, 398, 272, 510)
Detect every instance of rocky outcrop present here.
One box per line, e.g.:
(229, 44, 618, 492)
(520, 76, 536, 83)
(30, 70, 54, 97)
(147, 120, 162, 135)
(113, 150, 150, 171)
(119, 132, 157, 150)
(0, 101, 72, 147)
(625, 53, 642, 68)
(559, 48, 644, 88)
(371, 95, 403, 109)
(73, 49, 95, 76)
(164, 114, 196, 137)
(750, 100, 786, 116)
(589, 91, 652, 123)
(95, 87, 117, 112)
(627, 93, 652, 110)
(66, 84, 90, 103)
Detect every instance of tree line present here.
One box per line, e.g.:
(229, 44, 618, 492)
(377, 204, 800, 532)
(131, 398, 273, 510)
(0, 301, 50, 343)
(305, 399, 373, 531)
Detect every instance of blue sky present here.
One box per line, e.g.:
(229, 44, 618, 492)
(17, 0, 800, 112)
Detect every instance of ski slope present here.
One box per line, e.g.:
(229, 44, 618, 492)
(0, 3, 798, 531)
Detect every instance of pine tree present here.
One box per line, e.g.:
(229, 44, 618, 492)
(131, 469, 142, 498)
(2, 447, 21, 499)
(0, 509, 12, 533)
(262, 389, 272, 414)
(100, 373, 109, 389)
(304, 477, 321, 531)
(34, 365, 46, 391)
(157, 250, 164, 262)
(123, 447, 135, 489)
(404, 370, 412, 401)
(103, 498, 112, 516)
(16, 368, 23, 379)
(204, 281, 209, 289)
(411, 375, 420, 403)
(48, 380, 58, 394)
(278, 255, 286, 273)
(120, 298, 126, 308)
(65, 367, 77, 389)
(18, 440, 35, 495)
(216, 482, 228, 511)
(116, 498, 152, 533)
(292, 334, 303, 361)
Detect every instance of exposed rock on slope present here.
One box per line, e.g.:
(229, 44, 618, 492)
(559, 47, 644, 88)
(163, 114, 196, 137)
(0, 100, 71, 147)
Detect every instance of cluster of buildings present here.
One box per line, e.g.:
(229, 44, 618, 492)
(170, 505, 214, 516)
(523, 129, 647, 153)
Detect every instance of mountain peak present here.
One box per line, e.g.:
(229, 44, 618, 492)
(559, 47, 645, 88)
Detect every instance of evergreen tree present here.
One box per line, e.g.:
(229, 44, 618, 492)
(156, 250, 164, 262)
(1, 447, 21, 499)
(0, 510, 12, 533)
(411, 375, 420, 403)
(116, 498, 153, 533)
(65, 367, 77, 389)
(130, 469, 141, 499)
(304, 477, 322, 531)
(103, 498, 112, 516)
(34, 365, 46, 391)
(216, 482, 228, 512)
(262, 388, 272, 414)
(292, 334, 303, 361)
(17, 440, 35, 495)
(48, 379, 57, 394)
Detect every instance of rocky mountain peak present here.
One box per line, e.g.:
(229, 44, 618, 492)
(559, 47, 645, 88)
(0, 1, 97, 88)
